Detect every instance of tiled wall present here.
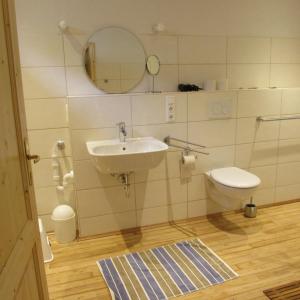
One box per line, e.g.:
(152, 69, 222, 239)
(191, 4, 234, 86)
(64, 35, 300, 94)
(69, 89, 300, 236)
(15, 0, 300, 233)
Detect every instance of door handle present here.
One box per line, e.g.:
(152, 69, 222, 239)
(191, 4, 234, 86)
(26, 154, 40, 164)
(24, 138, 40, 164)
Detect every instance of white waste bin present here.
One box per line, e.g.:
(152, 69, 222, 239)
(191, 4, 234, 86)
(51, 205, 76, 243)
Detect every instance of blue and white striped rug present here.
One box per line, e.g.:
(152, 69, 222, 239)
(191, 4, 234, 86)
(97, 238, 238, 300)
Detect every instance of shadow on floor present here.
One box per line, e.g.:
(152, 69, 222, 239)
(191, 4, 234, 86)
(207, 212, 263, 236)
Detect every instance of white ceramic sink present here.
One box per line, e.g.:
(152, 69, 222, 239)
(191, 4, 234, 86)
(86, 137, 168, 174)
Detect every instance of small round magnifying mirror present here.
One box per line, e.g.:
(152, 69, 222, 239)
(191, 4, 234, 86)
(146, 55, 160, 75)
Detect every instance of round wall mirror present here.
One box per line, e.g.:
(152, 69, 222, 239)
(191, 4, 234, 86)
(84, 27, 146, 93)
(146, 55, 160, 75)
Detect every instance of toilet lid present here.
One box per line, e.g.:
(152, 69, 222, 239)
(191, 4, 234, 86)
(210, 167, 261, 189)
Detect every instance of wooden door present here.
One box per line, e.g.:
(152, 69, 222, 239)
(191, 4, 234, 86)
(0, 0, 49, 299)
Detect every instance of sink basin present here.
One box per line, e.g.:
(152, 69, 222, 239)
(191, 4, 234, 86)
(86, 137, 168, 174)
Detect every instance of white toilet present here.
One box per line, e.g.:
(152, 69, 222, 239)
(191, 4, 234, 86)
(205, 167, 261, 209)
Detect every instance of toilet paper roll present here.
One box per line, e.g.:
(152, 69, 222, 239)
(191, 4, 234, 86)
(217, 79, 229, 90)
(182, 155, 196, 166)
(203, 80, 217, 91)
(56, 185, 64, 192)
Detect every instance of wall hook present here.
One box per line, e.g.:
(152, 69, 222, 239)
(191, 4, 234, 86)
(58, 20, 68, 32)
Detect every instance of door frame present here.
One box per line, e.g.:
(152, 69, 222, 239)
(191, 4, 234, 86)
(0, 0, 49, 299)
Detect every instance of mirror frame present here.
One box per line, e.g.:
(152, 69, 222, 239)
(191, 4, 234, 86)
(146, 55, 160, 76)
(82, 26, 147, 94)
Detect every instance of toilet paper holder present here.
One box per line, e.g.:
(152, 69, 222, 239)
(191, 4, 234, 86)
(181, 151, 197, 166)
(164, 136, 209, 156)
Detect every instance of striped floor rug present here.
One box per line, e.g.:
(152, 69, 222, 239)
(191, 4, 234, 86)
(97, 238, 238, 300)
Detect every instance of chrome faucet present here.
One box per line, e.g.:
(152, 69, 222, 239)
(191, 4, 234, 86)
(117, 121, 127, 142)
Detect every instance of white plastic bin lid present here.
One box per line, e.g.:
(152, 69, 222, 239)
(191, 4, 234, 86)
(51, 205, 75, 221)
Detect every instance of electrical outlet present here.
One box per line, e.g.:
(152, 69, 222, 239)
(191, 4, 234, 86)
(165, 96, 176, 122)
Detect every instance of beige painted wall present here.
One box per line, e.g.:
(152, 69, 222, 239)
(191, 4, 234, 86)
(15, 0, 300, 233)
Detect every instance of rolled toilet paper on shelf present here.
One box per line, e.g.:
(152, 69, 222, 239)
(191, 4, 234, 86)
(203, 80, 217, 91)
(217, 79, 229, 90)
(56, 185, 64, 192)
(182, 155, 196, 166)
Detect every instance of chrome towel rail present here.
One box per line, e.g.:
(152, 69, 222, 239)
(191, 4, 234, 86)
(164, 136, 209, 155)
(257, 115, 300, 122)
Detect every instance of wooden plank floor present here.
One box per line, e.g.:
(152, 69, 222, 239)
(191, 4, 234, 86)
(45, 202, 300, 300)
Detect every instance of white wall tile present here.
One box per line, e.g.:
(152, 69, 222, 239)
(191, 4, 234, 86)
(18, 31, 64, 67)
(250, 188, 274, 206)
(132, 123, 187, 143)
(281, 89, 300, 115)
(79, 211, 137, 236)
(25, 98, 67, 129)
(140, 35, 178, 64)
(249, 165, 276, 190)
(188, 119, 236, 147)
(228, 64, 270, 89)
(22, 67, 66, 99)
(69, 96, 131, 129)
(73, 160, 126, 190)
(178, 36, 226, 64)
(236, 117, 280, 144)
(64, 34, 87, 66)
(188, 199, 225, 218)
(154, 65, 179, 92)
(134, 151, 181, 183)
(227, 38, 271, 63)
(188, 175, 206, 201)
(188, 91, 237, 121)
(271, 38, 300, 63)
(136, 203, 187, 227)
(276, 162, 300, 186)
(35, 187, 59, 215)
(77, 186, 135, 218)
(192, 146, 235, 174)
(66, 67, 103, 95)
(35, 185, 75, 216)
(275, 184, 300, 202)
(278, 139, 300, 163)
(130, 73, 152, 93)
(179, 65, 227, 87)
(237, 89, 282, 117)
(131, 93, 187, 125)
(135, 178, 187, 209)
(279, 118, 300, 139)
(270, 64, 300, 88)
(235, 141, 278, 168)
(28, 128, 71, 158)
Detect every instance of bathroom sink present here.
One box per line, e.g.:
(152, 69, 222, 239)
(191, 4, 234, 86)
(86, 137, 168, 174)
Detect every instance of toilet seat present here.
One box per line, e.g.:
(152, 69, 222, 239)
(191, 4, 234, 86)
(210, 167, 261, 189)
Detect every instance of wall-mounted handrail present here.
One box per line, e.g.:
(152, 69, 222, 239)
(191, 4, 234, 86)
(257, 115, 300, 122)
(164, 136, 206, 148)
(164, 136, 209, 155)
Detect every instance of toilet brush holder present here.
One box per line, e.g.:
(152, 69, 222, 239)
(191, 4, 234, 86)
(244, 203, 257, 218)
